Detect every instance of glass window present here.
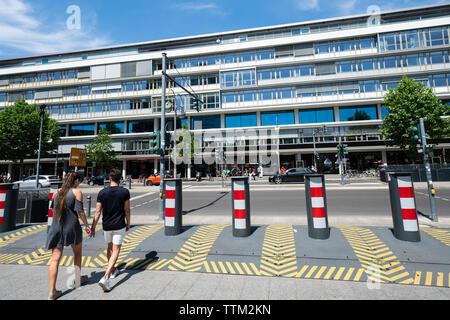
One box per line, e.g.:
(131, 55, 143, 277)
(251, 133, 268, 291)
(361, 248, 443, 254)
(361, 59, 374, 71)
(406, 54, 419, 66)
(98, 122, 124, 134)
(299, 108, 334, 124)
(69, 124, 95, 136)
(261, 111, 294, 126)
(128, 119, 154, 133)
(339, 106, 377, 121)
(431, 51, 444, 64)
(433, 74, 447, 87)
(191, 115, 221, 130)
(384, 56, 396, 69)
(430, 27, 444, 46)
(225, 113, 257, 128)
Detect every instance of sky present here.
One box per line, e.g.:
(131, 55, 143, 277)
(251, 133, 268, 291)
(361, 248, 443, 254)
(0, 0, 448, 59)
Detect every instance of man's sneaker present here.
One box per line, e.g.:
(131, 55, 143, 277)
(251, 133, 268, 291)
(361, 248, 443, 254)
(110, 268, 120, 279)
(98, 276, 111, 292)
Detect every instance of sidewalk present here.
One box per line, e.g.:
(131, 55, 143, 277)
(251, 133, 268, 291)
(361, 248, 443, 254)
(0, 264, 448, 300)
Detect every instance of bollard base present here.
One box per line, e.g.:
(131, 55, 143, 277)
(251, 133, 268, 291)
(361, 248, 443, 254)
(165, 226, 182, 236)
(233, 229, 251, 237)
(393, 229, 421, 242)
(308, 228, 330, 240)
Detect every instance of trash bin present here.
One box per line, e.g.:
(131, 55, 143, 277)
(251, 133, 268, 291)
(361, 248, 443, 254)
(0, 183, 20, 233)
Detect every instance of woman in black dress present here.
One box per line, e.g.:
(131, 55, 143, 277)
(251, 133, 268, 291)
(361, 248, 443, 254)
(46, 171, 91, 300)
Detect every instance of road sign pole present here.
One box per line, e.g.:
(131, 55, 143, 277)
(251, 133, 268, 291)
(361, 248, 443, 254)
(419, 118, 438, 222)
(159, 53, 167, 220)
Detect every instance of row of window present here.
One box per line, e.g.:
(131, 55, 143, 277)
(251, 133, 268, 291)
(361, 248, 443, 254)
(314, 37, 376, 54)
(379, 26, 450, 52)
(257, 50, 449, 82)
(221, 72, 450, 103)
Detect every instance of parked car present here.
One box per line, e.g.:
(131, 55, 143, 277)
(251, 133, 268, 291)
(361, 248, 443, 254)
(87, 173, 109, 186)
(269, 167, 315, 184)
(13, 175, 60, 189)
(145, 171, 174, 186)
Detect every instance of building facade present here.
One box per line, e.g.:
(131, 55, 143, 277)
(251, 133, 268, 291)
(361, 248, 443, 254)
(1, 4, 450, 179)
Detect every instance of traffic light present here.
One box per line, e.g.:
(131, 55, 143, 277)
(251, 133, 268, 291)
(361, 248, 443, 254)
(411, 125, 422, 144)
(342, 144, 348, 155)
(191, 98, 201, 112)
(165, 132, 175, 151)
(425, 144, 434, 154)
(336, 144, 342, 158)
(149, 131, 161, 154)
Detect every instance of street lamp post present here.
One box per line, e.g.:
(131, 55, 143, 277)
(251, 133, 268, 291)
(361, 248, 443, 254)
(36, 104, 46, 189)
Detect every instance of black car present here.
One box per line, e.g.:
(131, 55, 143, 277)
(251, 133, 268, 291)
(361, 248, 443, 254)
(87, 173, 109, 186)
(269, 167, 315, 184)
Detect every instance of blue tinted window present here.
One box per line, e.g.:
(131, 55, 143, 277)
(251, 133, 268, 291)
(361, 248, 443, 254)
(69, 124, 95, 136)
(128, 119, 154, 133)
(261, 111, 294, 126)
(299, 108, 334, 124)
(225, 113, 257, 128)
(191, 115, 221, 129)
(339, 106, 377, 121)
(98, 122, 125, 134)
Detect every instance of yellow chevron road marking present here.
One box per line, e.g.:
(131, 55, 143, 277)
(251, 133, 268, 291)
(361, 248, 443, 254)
(168, 224, 228, 272)
(422, 228, 450, 247)
(203, 261, 261, 276)
(0, 253, 24, 264)
(86, 224, 163, 268)
(0, 225, 46, 248)
(338, 226, 414, 285)
(260, 225, 298, 277)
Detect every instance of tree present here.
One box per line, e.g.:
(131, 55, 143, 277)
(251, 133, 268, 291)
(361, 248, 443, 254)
(381, 76, 449, 160)
(85, 129, 120, 171)
(0, 100, 60, 178)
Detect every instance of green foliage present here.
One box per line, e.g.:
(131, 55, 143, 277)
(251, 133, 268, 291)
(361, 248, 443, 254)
(0, 100, 60, 162)
(381, 76, 449, 160)
(85, 129, 119, 169)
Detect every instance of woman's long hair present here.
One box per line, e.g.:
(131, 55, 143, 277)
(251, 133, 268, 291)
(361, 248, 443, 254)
(55, 171, 82, 222)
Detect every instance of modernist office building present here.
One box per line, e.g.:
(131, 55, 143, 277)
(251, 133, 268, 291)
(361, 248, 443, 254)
(0, 4, 450, 179)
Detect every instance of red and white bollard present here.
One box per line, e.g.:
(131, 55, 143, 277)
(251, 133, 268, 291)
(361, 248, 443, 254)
(231, 177, 251, 237)
(164, 179, 182, 236)
(305, 174, 330, 239)
(0, 185, 6, 226)
(388, 173, 420, 242)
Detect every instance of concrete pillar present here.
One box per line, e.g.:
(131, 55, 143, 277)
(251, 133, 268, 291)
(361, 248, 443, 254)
(153, 158, 158, 174)
(187, 164, 192, 179)
(122, 160, 127, 179)
(7, 163, 12, 181)
(63, 160, 68, 178)
(382, 150, 387, 165)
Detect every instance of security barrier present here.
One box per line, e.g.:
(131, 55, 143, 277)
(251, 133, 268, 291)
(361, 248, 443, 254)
(164, 179, 182, 236)
(0, 183, 20, 233)
(304, 174, 330, 240)
(231, 177, 251, 237)
(388, 172, 420, 242)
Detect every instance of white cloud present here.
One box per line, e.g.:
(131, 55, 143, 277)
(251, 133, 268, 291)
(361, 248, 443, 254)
(171, 1, 230, 15)
(175, 2, 218, 10)
(0, 0, 111, 57)
(294, 0, 320, 11)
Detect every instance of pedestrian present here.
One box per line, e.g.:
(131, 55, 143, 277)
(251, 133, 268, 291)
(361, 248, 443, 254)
(252, 168, 256, 180)
(90, 168, 131, 292)
(46, 171, 91, 300)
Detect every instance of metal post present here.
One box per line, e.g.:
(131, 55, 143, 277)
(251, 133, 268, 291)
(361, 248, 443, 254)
(338, 136, 344, 186)
(173, 108, 177, 178)
(419, 117, 438, 221)
(128, 177, 132, 189)
(87, 196, 91, 218)
(159, 53, 167, 220)
(36, 105, 45, 189)
(313, 129, 317, 169)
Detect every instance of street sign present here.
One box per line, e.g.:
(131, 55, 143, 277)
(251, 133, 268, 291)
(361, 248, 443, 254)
(69, 148, 87, 167)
